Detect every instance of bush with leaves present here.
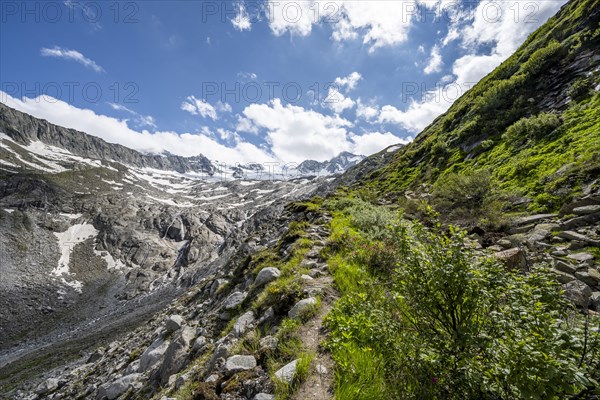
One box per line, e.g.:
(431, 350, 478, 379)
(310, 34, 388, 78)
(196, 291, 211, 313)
(431, 170, 508, 229)
(388, 223, 598, 399)
(502, 112, 561, 146)
(324, 203, 600, 399)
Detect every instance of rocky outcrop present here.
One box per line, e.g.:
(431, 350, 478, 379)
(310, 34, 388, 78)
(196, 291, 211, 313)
(0, 102, 215, 174)
(1, 206, 334, 399)
(297, 151, 365, 176)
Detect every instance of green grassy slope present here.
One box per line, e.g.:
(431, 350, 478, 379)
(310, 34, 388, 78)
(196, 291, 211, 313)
(360, 0, 600, 212)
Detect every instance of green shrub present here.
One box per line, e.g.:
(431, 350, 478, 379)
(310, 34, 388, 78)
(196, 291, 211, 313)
(518, 40, 564, 77)
(568, 76, 592, 101)
(346, 199, 398, 241)
(502, 112, 561, 146)
(432, 170, 507, 229)
(324, 215, 600, 400)
(479, 139, 494, 150)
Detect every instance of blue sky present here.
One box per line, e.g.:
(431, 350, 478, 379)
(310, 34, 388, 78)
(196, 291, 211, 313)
(0, 0, 566, 163)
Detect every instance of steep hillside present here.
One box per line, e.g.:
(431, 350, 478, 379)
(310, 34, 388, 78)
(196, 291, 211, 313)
(2, 0, 600, 399)
(355, 0, 600, 213)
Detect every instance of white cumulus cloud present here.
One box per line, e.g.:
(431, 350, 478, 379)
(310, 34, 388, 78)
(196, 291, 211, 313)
(108, 103, 157, 129)
(350, 131, 411, 155)
(356, 99, 379, 121)
(334, 72, 362, 92)
(268, 1, 416, 52)
(424, 45, 443, 74)
(231, 1, 252, 31)
(40, 46, 105, 73)
(181, 96, 218, 120)
(324, 88, 355, 114)
(2, 91, 273, 164)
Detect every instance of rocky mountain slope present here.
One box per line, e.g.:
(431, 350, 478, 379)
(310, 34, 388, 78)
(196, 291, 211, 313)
(1, 0, 600, 398)
(0, 102, 363, 181)
(353, 0, 600, 212)
(0, 104, 361, 397)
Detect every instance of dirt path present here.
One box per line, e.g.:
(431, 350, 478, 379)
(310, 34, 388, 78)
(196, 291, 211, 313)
(292, 299, 336, 400)
(292, 221, 338, 400)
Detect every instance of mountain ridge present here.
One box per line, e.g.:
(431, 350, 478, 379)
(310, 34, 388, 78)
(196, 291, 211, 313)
(0, 102, 365, 179)
(1, 0, 599, 398)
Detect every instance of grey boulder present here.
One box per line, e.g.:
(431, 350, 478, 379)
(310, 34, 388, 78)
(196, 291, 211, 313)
(225, 355, 257, 375)
(275, 359, 298, 383)
(96, 373, 143, 400)
(288, 298, 317, 319)
(254, 267, 281, 287)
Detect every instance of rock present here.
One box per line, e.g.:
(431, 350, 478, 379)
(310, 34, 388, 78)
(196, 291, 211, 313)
(573, 205, 600, 215)
(508, 224, 536, 235)
(165, 315, 184, 333)
(205, 374, 219, 383)
(528, 229, 550, 244)
(513, 214, 557, 226)
(553, 260, 577, 274)
(96, 373, 143, 400)
(592, 292, 600, 309)
(35, 378, 60, 395)
(301, 260, 319, 269)
(225, 355, 257, 374)
(158, 326, 196, 384)
(305, 248, 321, 259)
(300, 274, 314, 281)
(254, 394, 276, 400)
(233, 311, 255, 337)
(139, 337, 170, 373)
(575, 269, 600, 288)
(568, 241, 588, 251)
(288, 297, 317, 319)
(316, 364, 328, 374)
(563, 281, 593, 308)
(175, 371, 194, 390)
(254, 267, 281, 287)
(223, 291, 247, 310)
(192, 336, 207, 352)
(258, 307, 275, 325)
(535, 223, 560, 232)
(206, 213, 229, 236)
(560, 196, 600, 216)
(497, 239, 513, 249)
(308, 269, 325, 278)
(567, 252, 594, 264)
(559, 230, 591, 242)
(274, 359, 298, 383)
(87, 348, 105, 363)
(259, 336, 279, 352)
(125, 359, 140, 375)
(494, 248, 527, 271)
(561, 212, 600, 231)
(550, 268, 576, 284)
(506, 233, 528, 246)
(551, 249, 568, 257)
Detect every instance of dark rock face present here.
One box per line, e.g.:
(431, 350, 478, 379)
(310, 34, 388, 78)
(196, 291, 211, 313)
(0, 102, 215, 174)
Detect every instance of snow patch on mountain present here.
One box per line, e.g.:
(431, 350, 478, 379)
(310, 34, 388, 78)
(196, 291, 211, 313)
(53, 223, 98, 292)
